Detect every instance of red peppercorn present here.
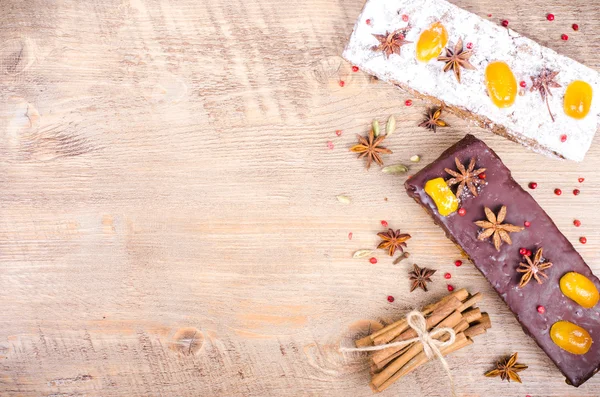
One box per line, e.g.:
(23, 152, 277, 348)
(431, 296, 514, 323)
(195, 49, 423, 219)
(554, 188, 562, 196)
(573, 189, 580, 196)
(402, 14, 409, 22)
(561, 34, 569, 41)
(387, 295, 395, 302)
(580, 237, 587, 244)
(547, 13, 555, 21)
(478, 173, 486, 179)
(526, 249, 532, 257)
(574, 219, 581, 227)
(520, 80, 527, 88)
(381, 220, 388, 227)
(458, 208, 466, 216)
(529, 182, 538, 189)
(352, 66, 359, 72)
(573, 24, 579, 31)
(578, 177, 585, 183)
(501, 20, 509, 27)
(327, 141, 334, 150)
(524, 221, 531, 227)
(537, 305, 546, 314)
(445, 273, 451, 279)
(348, 232, 353, 240)
(466, 42, 473, 49)
(405, 99, 413, 106)
(369, 257, 378, 264)
(519, 248, 527, 256)
(455, 260, 463, 267)
(560, 134, 568, 142)
(335, 129, 342, 136)
(366, 18, 371, 25)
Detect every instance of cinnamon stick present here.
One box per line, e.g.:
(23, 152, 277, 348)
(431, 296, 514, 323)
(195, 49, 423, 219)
(464, 313, 492, 338)
(371, 310, 464, 386)
(372, 295, 462, 356)
(457, 292, 482, 312)
(461, 307, 482, 324)
(374, 333, 473, 392)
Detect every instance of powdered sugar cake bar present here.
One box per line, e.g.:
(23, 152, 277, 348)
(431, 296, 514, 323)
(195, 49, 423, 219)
(342, 0, 600, 161)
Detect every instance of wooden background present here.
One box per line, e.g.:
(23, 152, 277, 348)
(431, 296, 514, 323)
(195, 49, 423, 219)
(1, 0, 600, 396)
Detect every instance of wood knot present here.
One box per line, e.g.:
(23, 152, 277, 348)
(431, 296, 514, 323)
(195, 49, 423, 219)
(1, 37, 35, 75)
(168, 327, 204, 356)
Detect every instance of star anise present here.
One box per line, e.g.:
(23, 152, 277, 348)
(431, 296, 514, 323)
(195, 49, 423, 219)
(530, 69, 562, 122)
(474, 206, 524, 251)
(349, 129, 392, 169)
(517, 247, 553, 288)
(445, 157, 486, 197)
(377, 228, 411, 256)
(408, 264, 436, 292)
(437, 38, 476, 83)
(418, 107, 448, 133)
(485, 352, 528, 383)
(371, 29, 412, 58)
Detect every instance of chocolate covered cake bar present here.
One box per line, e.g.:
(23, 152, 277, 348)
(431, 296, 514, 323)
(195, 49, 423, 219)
(405, 134, 600, 386)
(343, 0, 600, 161)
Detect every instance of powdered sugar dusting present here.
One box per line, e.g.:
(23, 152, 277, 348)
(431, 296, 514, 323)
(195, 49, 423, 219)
(343, 0, 600, 161)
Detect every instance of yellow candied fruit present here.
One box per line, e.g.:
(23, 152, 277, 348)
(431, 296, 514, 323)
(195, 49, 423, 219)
(416, 22, 448, 63)
(564, 80, 593, 119)
(424, 177, 459, 217)
(550, 321, 592, 355)
(485, 61, 517, 108)
(560, 272, 599, 309)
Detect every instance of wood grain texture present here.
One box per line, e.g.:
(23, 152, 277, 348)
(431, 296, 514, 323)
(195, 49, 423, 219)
(1, 0, 599, 396)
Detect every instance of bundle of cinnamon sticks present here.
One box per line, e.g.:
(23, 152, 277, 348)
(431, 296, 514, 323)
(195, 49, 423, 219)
(354, 288, 491, 393)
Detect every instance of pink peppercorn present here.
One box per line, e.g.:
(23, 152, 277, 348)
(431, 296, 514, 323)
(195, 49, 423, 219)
(381, 220, 388, 227)
(402, 14, 409, 22)
(447, 285, 455, 292)
(529, 182, 538, 189)
(369, 257, 378, 264)
(560, 134, 568, 142)
(520, 81, 527, 88)
(573, 24, 579, 31)
(445, 273, 451, 279)
(455, 260, 462, 267)
(554, 188, 562, 196)
(574, 220, 581, 227)
(526, 249, 532, 257)
(524, 221, 531, 227)
(580, 237, 587, 244)
(573, 189, 580, 196)
(387, 295, 395, 303)
(547, 14, 555, 21)
(561, 34, 569, 41)
(501, 20, 509, 27)
(405, 99, 413, 106)
(458, 208, 466, 216)
(352, 66, 359, 72)
(537, 305, 546, 314)
(339, 80, 345, 87)
(519, 248, 527, 256)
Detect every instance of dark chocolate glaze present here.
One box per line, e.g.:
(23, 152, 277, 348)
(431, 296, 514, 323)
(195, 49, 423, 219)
(405, 134, 600, 387)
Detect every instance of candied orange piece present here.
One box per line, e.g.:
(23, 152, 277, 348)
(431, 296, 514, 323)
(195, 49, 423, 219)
(416, 22, 448, 63)
(560, 272, 599, 309)
(424, 177, 458, 216)
(485, 61, 517, 108)
(550, 321, 592, 355)
(564, 80, 593, 119)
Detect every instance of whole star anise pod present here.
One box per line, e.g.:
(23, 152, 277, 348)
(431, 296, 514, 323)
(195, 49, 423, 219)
(485, 352, 528, 383)
(408, 264, 436, 292)
(530, 69, 562, 122)
(445, 157, 486, 197)
(437, 38, 476, 83)
(517, 247, 553, 288)
(418, 107, 448, 133)
(475, 206, 524, 251)
(371, 29, 412, 58)
(349, 129, 392, 169)
(377, 228, 411, 256)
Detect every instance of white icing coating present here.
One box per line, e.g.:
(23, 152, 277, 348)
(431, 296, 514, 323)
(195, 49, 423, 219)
(342, 0, 600, 161)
